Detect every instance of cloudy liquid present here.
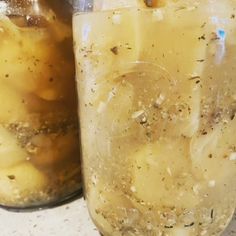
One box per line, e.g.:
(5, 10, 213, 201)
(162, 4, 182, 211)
(73, 2, 236, 235)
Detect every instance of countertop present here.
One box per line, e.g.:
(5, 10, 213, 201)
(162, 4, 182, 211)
(0, 197, 235, 236)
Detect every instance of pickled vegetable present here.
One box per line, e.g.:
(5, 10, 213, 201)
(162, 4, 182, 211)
(0, 126, 27, 168)
(0, 163, 47, 205)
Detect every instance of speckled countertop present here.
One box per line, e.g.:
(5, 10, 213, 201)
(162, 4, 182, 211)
(0, 198, 235, 236)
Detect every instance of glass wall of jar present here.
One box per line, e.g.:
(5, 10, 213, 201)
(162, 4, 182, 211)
(73, 0, 236, 235)
(0, 0, 81, 209)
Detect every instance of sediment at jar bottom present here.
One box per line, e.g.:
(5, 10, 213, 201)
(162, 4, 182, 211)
(0, 0, 81, 207)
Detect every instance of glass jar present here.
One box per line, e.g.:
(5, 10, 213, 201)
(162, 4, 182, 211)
(73, 0, 236, 235)
(0, 0, 81, 209)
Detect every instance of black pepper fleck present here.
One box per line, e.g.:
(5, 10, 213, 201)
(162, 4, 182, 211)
(184, 222, 195, 227)
(110, 46, 118, 55)
(7, 175, 15, 180)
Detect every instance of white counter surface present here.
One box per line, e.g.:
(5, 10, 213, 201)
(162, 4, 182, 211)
(0, 198, 235, 236)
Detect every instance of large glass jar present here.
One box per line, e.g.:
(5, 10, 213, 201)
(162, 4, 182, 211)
(0, 0, 81, 209)
(73, 0, 236, 235)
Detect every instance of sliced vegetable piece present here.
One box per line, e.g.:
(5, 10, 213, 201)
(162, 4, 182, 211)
(0, 162, 47, 205)
(0, 16, 74, 101)
(131, 139, 199, 209)
(0, 83, 27, 123)
(0, 126, 27, 168)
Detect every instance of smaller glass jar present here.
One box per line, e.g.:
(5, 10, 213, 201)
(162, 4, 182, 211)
(0, 0, 81, 209)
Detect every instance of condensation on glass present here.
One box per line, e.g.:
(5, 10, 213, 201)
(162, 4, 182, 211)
(0, 0, 81, 209)
(73, 0, 236, 235)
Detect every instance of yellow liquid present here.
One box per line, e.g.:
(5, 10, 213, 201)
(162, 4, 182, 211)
(0, 0, 81, 207)
(73, 1, 236, 235)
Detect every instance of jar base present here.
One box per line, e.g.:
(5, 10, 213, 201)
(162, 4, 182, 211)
(0, 188, 83, 212)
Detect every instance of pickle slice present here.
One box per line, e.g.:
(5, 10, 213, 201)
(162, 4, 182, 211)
(0, 83, 27, 123)
(0, 162, 47, 205)
(190, 118, 236, 182)
(131, 139, 199, 209)
(0, 126, 27, 168)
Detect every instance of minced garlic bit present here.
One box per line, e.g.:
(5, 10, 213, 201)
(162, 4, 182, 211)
(130, 186, 136, 193)
(166, 167, 172, 176)
(112, 13, 121, 25)
(97, 101, 106, 113)
(132, 110, 145, 119)
(229, 152, 236, 161)
(200, 230, 208, 236)
(208, 180, 216, 188)
(154, 93, 165, 107)
(152, 9, 164, 22)
(193, 184, 200, 195)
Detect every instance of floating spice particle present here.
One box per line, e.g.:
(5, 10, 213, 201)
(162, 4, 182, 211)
(198, 34, 206, 40)
(110, 46, 118, 55)
(189, 75, 200, 80)
(211, 32, 220, 41)
(202, 131, 207, 135)
(211, 209, 214, 219)
(208, 154, 213, 158)
(184, 222, 195, 227)
(175, 6, 187, 11)
(223, 154, 228, 159)
(7, 175, 15, 180)
(5, 74, 9, 78)
(230, 112, 235, 120)
(196, 80, 201, 84)
(201, 22, 206, 28)
(164, 225, 174, 229)
(231, 14, 235, 19)
(197, 59, 205, 62)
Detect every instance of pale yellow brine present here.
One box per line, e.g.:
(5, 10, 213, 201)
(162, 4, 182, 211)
(73, 0, 236, 235)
